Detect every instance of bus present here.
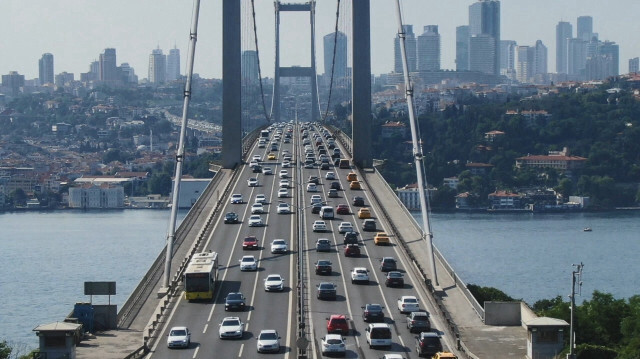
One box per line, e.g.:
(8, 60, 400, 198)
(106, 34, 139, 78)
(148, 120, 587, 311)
(260, 129, 270, 138)
(184, 251, 219, 301)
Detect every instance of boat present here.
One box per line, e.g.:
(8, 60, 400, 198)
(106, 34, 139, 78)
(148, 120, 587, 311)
(583, 227, 592, 232)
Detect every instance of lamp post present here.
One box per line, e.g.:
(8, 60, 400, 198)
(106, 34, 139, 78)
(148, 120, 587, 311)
(567, 262, 583, 359)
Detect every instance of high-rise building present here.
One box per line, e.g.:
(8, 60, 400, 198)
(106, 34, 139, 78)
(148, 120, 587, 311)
(567, 38, 587, 78)
(534, 40, 548, 75)
(556, 21, 573, 74)
(469, 34, 496, 75)
(99, 48, 118, 84)
(417, 25, 440, 71)
(456, 26, 470, 71)
(469, 0, 500, 75)
(166, 47, 181, 81)
(577, 16, 593, 41)
(241, 50, 259, 84)
(38, 53, 54, 85)
(148, 48, 166, 84)
(516, 46, 535, 83)
(323, 31, 348, 78)
(394, 25, 416, 73)
(119, 63, 138, 84)
(629, 57, 639, 73)
(599, 41, 619, 76)
(55, 72, 74, 87)
(499, 40, 516, 76)
(2, 71, 25, 96)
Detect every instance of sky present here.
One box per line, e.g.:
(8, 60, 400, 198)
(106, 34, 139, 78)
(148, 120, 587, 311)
(2, 0, 640, 81)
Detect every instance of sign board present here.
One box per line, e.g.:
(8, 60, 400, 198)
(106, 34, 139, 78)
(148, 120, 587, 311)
(84, 281, 116, 296)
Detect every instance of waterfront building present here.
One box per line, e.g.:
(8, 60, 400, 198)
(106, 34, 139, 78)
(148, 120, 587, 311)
(488, 190, 524, 210)
(38, 53, 54, 85)
(555, 21, 572, 74)
(469, 0, 500, 76)
(417, 25, 440, 71)
(172, 178, 211, 209)
(515, 148, 587, 172)
(148, 48, 166, 84)
(396, 183, 435, 211)
(68, 184, 125, 209)
(323, 31, 347, 78)
(456, 25, 470, 71)
(629, 57, 639, 73)
(166, 47, 181, 81)
(394, 25, 416, 73)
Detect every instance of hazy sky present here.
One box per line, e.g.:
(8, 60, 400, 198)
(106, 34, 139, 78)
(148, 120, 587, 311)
(2, 0, 640, 80)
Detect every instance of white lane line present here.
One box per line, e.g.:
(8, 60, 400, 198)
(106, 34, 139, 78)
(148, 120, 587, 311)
(203, 323, 208, 334)
(192, 346, 200, 358)
(238, 343, 244, 357)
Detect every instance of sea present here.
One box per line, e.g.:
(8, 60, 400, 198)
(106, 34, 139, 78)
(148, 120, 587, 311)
(1, 209, 638, 352)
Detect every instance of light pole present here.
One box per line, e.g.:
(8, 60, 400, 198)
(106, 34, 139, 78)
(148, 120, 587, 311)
(567, 262, 584, 359)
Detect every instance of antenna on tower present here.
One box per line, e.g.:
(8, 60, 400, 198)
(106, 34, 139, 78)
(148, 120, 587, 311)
(150, 129, 153, 152)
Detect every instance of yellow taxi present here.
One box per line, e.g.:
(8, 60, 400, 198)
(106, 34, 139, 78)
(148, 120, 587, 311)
(357, 208, 371, 219)
(433, 353, 457, 359)
(346, 172, 358, 182)
(350, 181, 361, 190)
(373, 232, 390, 245)
(267, 153, 277, 160)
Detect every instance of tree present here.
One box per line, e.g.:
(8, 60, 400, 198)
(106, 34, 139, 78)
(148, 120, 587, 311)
(0, 341, 11, 359)
(147, 173, 172, 196)
(467, 284, 515, 307)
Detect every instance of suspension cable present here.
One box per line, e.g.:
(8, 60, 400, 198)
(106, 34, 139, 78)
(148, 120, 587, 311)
(250, 0, 271, 122)
(321, 0, 342, 122)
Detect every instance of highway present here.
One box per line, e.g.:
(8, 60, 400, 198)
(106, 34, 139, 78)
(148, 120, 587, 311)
(147, 122, 458, 359)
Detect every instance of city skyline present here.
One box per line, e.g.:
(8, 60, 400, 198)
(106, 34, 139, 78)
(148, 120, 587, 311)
(2, 0, 640, 80)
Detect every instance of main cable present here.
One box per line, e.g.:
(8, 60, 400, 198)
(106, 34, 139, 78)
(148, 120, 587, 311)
(251, 0, 271, 122)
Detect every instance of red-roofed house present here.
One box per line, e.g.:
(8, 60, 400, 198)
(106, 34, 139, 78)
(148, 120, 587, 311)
(381, 121, 408, 139)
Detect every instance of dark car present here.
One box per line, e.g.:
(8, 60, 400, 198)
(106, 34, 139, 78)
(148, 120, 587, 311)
(330, 181, 341, 190)
(416, 332, 442, 357)
(407, 311, 431, 333)
(315, 260, 333, 275)
(362, 303, 385, 322)
(308, 176, 320, 184)
(320, 163, 330, 170)
(316, 238, 332, 252)
(380, 257, 397, 272)
(333, 158, 341, 166)
(224, 212, 239, 224)
(252, 165, 262, 173)
(327, 314, 349, 334)
(242, 236, 259, 250)
(352, 196, 365, 207)
(385, 271, 404, 287)
(362, 219, 377, 232)
(224, 292, 246, 311)
(336, 204, 349, 215)
(311, 202, 323, 214)
(317, 282, 337, 300)
(343, 231, 358, 245)
(344, 244, 361, 257)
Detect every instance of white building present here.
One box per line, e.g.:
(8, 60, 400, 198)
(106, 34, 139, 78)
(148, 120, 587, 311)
(68, 184, 125, 209)
(173, 178, 211, 209)
(396, 184, 435, 211)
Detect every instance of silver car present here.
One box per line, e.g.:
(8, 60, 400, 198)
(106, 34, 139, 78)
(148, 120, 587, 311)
(256, 329, 280, 353)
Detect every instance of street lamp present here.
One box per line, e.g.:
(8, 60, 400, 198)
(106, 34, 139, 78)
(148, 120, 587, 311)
(567, 262, 584, 359)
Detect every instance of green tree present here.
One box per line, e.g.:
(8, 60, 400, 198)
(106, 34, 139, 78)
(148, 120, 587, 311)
(0, 341, 11, 359)
(467, 284, 515, 307)
(147, 173, 172, 195)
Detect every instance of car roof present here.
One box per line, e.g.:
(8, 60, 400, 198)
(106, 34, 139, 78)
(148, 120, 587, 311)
(368, 323, 390, 328)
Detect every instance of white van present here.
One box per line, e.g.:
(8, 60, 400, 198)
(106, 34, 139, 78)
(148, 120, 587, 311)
(320, 206, 334, 219)
(365, 323, 392, 348)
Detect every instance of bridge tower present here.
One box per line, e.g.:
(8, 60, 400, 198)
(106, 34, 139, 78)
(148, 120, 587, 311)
(222, 0, 242, 169)
(271, 1, 320, 123)
(351, 0, 372, 168)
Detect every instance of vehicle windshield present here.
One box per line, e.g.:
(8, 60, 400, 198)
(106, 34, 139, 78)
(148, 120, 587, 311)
(326, 339, 343, 344)
(319, 283, 334, 290)
(222, 319, 240, 326)
(405, 298, 418, 303)
(260, 332, 278, 340)
(267, 275, 281, 281)
(170, 329, 187, 336)
(242, 257, 254, 263)
(273, 240, 285, 245)
(367, 304, 382, 311)
(227, 294, 242, 300)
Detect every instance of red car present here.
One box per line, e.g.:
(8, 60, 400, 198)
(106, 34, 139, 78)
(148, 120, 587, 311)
(336, 204, 350, 215)
(326, 314, 349, 334)
(344, 244, 361, 257)
(242, 236, 259, 250)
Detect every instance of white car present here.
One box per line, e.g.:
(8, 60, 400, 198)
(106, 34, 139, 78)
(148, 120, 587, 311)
(350, 267, 370, 284)
(321, 334, 346, 356)
(249, 160, 259, 168)
(270, 239, 288, 253)
(247, 177, 259, 187)
(248, 215, 264, 227)
(252, 154, 262, 162)
(325, 172, 336, 180)
(256, 329, 280, 353)
(338, 222, 353, 234)
(313, 220, 327, 232)
(255, 194, 267, 204)
(306, 183, 318, 192)
(279, 170, 288, 178)
(282, 160, 291, 168)
(277, 188, 289, 198)
(276, 203, 290, 214)
(219, 317, 244, 339)
(310, 195, 322, 204)
(230, 194, 243, 204)
(167, 326, 191, 348)
(279, 179, 290, 188)
(262, 167, 273, 175)
(264, 274, 285, 291)
(397, 296, 420, 313)
(239, 255, 258, 271)
(251, 203, 264, 214)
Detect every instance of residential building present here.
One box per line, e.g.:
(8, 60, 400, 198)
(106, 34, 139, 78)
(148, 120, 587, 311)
(556, 21, 572, 74)
(488, 190, 524, 210)
(394, 25, 416, 73)
(443, 177, 459, 190)
(630, 57, 639, 74)
(500, 40, 516, 78)
(55, 72, 74, 87)
(380, 121, 408, 139)
(456, 25, 470, 71)
(469, 0, 500, 75)
(68, 184, 125, 209)
(323, 31, 348, 78)
(417, 25, 440, 71)
(99, 48, 118, 85)
(166, 47, 181, 81)
(2, 71, 25, 96)
(118, 63, 138, 84)
(396, 183, 435, 211)
(39, 53, 54, 85)
(484, 130, 505, 142)
(515, 148, 587, 171)
(577, 16, 593, 41)
(465, 162, 494, 176)
(148, 48, 166, 84)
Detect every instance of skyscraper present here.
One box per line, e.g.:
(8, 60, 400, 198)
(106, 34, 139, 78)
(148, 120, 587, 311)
(629, 58, 639, 74)
(577, 16, 593, 41)
(38, 53, 54, 85)
(456, 26, 470, 71)
(99, 48, 118, 84)
(499, 40, 516, 76)
(516, 46, 535, 83)
(148, 48, 166, 84)
(534, 40, 548, 76)
(241, 50, 259, 84)
(567, 38, 587, 78)
(166, 47, 181, 81)
(469, 34, 496, 75)
(556, 21, 573, 74)
(417, 25, 440, 71)
(394, 25, 416, 73)
(599, 41, 619, 76)
(469, 0, 500, 75)
(323, 31, 347, 78)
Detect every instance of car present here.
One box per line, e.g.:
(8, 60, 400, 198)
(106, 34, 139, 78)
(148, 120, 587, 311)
(267, 153, 277, 160)
(262, 167, 273, 175)
(397, 296, 420, 313)
(242, 236, 259, 250)
(358, 208, 371, 219)
(327, 189, 339, 198)
(308, 175, 320, 184)
(316, 238, 332, 252)
(338, 222, 353, 234)
(224, 292, 246, 311)
(416, 332, 443, 357)
(219, 317, 245, 339)
(255, 194, 267, 203)
(248, 215, 264, 227)
(365, 323, 392, 348)
(247, 177, 259, 187)
(350, 267, 369, 284)
(330, 181, 341, 190)
(320, 162, 331, 170)
(407, 311, 431, 333)
(344, 243, 361, 257)
(252, 154, 262, 162)
(336, 204, 349, 215)
(282, 160, 291, 168)
(304, 162, 315, 169)
(252, 165, 263, 173)
(343, 231, 358, 245)
(346, 172, 358, 182)
(224, 212, 239, 224)
(239, 255, 258, 271)
(350, 181, 361, 190)
(385, 271, 404, 287)
(279, 179, 290, 188)
(362, 303, 385, 322)
(264, 274, 285, 291)
(277, 188, 289, 198)
(375, 232, 391, 245)
(325, 171, 336, 180)
(380, 257, 397, 272)
(321, 334, 346, 356)
(167, 326, 191, 348)
(256, 329, 281, 353)
(230, 194, 243, 204)
(306, 183, 318, 192)
(315, 259, 332, 275)
(352, 196, 365, 206)
(311, 202, 323, 214)
(316, 282, 337, 300)
(362, 218, 377, 231)
(276, 202, 290, 214)
(313, 220, 327, 232)
(251, 203, 265, 214)
(327, 314, 349, 334)
(310, 194, 323, 204)
(279, 170, 288, 178)
(249, 160, 260, 169)
(270, 239, 288, 253)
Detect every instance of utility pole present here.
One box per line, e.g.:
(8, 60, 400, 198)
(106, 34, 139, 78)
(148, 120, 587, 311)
(567, 262, 583, 359)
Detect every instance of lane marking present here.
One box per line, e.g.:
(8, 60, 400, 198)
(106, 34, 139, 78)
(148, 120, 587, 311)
(192, 346, 199, 359)
(238, 343, 244, 357)
(202, 323, 208, 334)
